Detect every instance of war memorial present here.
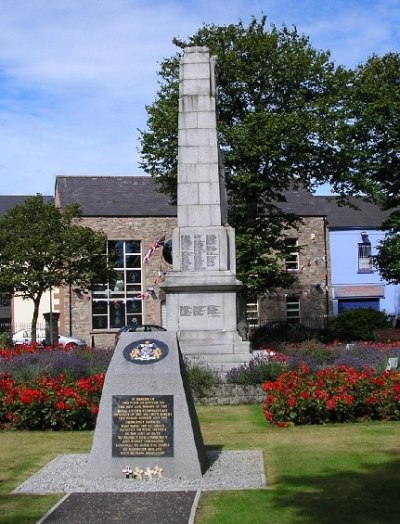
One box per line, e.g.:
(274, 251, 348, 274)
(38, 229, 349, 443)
(13, 48, 264, 523)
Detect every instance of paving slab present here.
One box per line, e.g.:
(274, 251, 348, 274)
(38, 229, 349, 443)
(39, 491, 198, 524)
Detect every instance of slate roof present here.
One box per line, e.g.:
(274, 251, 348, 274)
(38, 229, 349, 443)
(55, 176, 177, 217)
(0, 195, 54, 218)
(275, 188, 327, 216)
(316, 196, 392, 229)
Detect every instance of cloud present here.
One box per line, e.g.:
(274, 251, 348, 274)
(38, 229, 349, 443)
(298, 0, 400, 66)
(0, 0, 399, 195)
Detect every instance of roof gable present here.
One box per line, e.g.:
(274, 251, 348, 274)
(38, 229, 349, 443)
(316, 196, 391, 228)
(0, 195, 54, 218)
(55, 176, 177, 217)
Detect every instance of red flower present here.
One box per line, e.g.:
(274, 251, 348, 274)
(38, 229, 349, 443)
(326, 399, 337, 410)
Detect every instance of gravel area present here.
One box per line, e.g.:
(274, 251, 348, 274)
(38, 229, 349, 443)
(14, 450, 266, 494)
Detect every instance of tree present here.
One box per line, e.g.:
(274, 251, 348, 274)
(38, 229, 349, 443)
(0, 195, 111, 343)
(335, 53, 400, 282)
(139, 17, 350, 295)
(374, 211, 400, 284)
(333, 53, 400, 207)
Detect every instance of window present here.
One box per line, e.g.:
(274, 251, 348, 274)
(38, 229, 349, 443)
(285, 238, 299, 271)
(246, 302, 259, 329)
(358, 242, 373, 273)
(92, 240, 143, 329)
(338, 298, 379, 313)
(286, 296, 300, 324)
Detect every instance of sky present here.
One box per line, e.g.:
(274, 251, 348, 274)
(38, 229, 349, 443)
(0, 0, 399, 196)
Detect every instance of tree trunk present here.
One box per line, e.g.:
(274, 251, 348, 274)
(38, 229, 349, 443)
(31, 294, 42, 344)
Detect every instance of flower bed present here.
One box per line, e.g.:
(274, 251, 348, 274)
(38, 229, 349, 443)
(262, 364, 400, 427)
(1, 342, 400, 429)
(0, 372, 104, 430)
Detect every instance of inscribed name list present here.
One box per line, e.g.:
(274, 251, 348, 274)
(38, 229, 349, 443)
(112, 395, 173, 457)
(180, 233, 219, 271)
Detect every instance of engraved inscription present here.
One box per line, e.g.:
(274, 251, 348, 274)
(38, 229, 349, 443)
(206, 234, 218, 268)
(180, 305, 192, 317)
(193, 305, 207, 316)
(112, 395, 173, 458)
(180, 233, 219, 271)
(207, 305, 222, 317)
(179, 304, 222, 318)
(181, 234, 193, 271)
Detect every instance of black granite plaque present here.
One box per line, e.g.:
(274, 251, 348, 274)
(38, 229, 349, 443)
(112, 395, 173, 457)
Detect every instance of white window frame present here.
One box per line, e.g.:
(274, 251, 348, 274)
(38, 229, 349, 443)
(358, 242, 373, 273)
(286, 295, 300, 324)
(285, 238, 299, 271)
(246, 301, 259, 329)
(91, 240, 143, 330)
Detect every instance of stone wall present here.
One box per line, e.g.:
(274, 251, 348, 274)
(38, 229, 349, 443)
(193, 383, 265, 405)
(258, 216, 331, 323)
(59, 216, 177, 348)
(58, 214, 332, 347)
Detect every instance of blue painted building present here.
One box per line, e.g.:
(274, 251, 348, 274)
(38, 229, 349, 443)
(318, 197, 400, 317)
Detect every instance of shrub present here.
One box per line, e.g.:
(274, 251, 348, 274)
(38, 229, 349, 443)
(0, 372, 104, 430)
(262, 365, 400, 426)
(328, 308, 388, 341)
(250, 322, 324, 348)
(0, 332, 13, 349)
(1, 347, 113, 382)
(226, 353, 288, 384)
(183, 357, 221, 397)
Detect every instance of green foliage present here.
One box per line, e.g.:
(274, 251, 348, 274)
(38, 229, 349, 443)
(263, 365, 400, 426)
(375, 211, 400, 284)
(226, 355, 285, 385)
(335, 53, 400, 286)
(0, 195, 112, 340)
(140, 18, 400, 299)
(0, 332, 13, 349)
(139, 16, 350, 295)
(334, 53, 400, 208)
(250, 322, 319, 347)
(328, 308, 388, 341)
(183, 357, 221, 397)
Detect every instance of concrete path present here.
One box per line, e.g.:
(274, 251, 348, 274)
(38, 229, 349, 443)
(39, 491, 200, 524)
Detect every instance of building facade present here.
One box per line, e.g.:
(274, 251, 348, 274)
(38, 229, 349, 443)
(317, 197, 400, 317)
(2, 179, 398, 343)
(55, 176, 177, 347)
(256, 189, 331, 328)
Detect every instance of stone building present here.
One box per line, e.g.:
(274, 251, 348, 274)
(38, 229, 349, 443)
(257, 189, 331, 327)
(55, 177, 332, 345)
(55, 176, 177, 348)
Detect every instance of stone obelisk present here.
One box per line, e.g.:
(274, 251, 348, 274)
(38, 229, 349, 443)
(160, 46, 250, 370)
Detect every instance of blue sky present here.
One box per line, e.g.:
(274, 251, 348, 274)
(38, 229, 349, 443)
(0, 0, 399, 195)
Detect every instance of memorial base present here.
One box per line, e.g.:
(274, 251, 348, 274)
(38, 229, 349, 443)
(89, 332, 206, 480)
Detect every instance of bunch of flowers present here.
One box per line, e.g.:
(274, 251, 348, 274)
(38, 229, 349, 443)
(0, 371, 105, 430)
(262, 364, 400, 427)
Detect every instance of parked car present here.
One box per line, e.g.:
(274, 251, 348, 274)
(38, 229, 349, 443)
(12, 329, 86, 349)
(114, 323, 166, 346)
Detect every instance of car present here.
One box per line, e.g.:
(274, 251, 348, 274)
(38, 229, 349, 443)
(114, 323, 166, 346)
(12, 329, 86, 349)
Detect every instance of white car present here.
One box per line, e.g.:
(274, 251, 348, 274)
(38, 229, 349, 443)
(12, 329, 86, 349)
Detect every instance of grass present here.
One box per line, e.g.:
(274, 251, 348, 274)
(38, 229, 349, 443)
(0, 406, 399, 523)
(0, 432, 92, 524)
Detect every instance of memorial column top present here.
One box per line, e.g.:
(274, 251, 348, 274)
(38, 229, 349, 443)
(177, 46, 227, 228)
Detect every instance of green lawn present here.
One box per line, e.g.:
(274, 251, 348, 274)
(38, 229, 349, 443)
(1, 405, 399, 524)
